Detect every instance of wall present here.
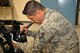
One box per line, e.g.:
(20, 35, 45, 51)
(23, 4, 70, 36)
(78, 10, 80, 25)
(0, 7, 13, 20)
(35, 0, 40, 2)
(10, 0, 30, 21)
(78, 3, 80, 25)
(41, 0, 77, 25)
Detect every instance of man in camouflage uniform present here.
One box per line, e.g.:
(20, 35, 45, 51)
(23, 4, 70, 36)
(12, 1, 79, 53)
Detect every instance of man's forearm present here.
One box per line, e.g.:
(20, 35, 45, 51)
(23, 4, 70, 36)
(14, 34, 36, 53)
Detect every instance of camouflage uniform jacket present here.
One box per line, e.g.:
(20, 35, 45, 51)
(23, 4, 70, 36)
(16, 8, 79, 53)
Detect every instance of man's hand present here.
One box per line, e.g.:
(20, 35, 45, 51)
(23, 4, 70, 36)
(20, 25, 28, 34)
(12, 40, 17, 48)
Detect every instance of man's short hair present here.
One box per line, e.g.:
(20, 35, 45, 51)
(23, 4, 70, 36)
(22, 1, 45, 16)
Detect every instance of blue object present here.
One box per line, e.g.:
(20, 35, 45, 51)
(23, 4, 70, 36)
(41, 0, 77, 25)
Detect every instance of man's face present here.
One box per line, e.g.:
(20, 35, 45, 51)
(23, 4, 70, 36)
(27, 10, 45, 24)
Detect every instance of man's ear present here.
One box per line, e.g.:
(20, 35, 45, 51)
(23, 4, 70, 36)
(36, 10, 41, 15)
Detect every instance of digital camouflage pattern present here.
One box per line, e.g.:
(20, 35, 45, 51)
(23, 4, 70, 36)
(15, 8, 79, 53)
(0, 46, 3, 53)
(0, 33, 6, 53)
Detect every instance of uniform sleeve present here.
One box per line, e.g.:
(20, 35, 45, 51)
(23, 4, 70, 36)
(15, 37, 34, 53)
(15, 30, 38, 53)
(15, 26, 58, 53)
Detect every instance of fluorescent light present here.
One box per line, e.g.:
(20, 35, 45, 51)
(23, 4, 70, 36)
(59, 0, 64, 4)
